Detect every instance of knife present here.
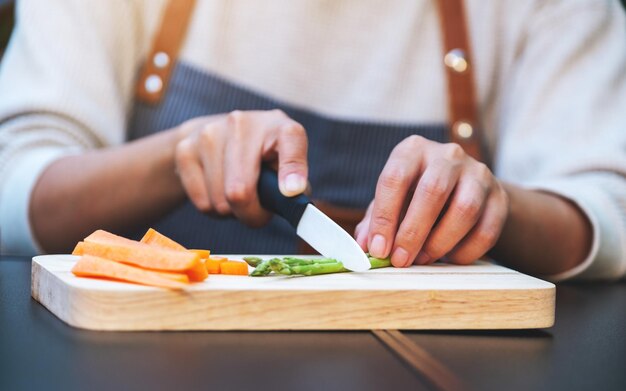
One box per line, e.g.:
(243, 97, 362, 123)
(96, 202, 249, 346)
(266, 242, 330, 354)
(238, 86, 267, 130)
(257, 166, 371, 272)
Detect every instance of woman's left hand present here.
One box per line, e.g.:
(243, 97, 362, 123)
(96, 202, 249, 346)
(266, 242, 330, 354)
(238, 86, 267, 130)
(354, 135, 510, 267)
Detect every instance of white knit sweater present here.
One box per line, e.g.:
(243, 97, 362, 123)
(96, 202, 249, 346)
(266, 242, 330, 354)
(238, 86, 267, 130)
(0, 0, 625, 280)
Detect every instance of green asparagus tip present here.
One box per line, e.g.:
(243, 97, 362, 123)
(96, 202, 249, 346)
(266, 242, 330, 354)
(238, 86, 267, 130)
(243, 256, 264, 267)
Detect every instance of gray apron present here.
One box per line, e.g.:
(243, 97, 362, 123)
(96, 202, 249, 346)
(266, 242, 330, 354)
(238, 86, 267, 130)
(127, 63, 447, 253)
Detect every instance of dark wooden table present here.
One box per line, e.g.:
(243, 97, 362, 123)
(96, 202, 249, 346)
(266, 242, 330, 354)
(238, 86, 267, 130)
(1, 256, 624, 391)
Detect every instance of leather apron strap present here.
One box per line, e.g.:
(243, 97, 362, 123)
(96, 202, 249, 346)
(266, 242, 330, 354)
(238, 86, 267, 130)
(133, 0, 483, 252)
(135, 0, 196, 104)
(436, 0, 485, 163)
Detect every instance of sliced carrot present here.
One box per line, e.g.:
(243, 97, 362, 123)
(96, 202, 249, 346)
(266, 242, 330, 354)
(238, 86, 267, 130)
(71, 255, 189, 290)
(137, 229, 208, 282)
(220, 260, 249, 275)
(140, 228, 186, 251)
(185, 259, 209, 282)
(148, 270, 191, 284)
(84, 229, 140, 246)
(206, 256, 227, 274)
(78, 240, 199, 272)
(190, 249, 211, 259)
(72, 241, 85, 256)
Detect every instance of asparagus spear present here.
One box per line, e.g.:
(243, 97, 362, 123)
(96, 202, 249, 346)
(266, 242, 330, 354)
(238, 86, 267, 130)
(250, 259, 272, 276)
(368, 256, 391, 269)
(269, 258, 292, 275)
(290, 262, 347, 276)
(283, 257, 339, 266)
(249, 256, 391, 276)
(287, 257, 389, 275)
(243, 256, 264, 267)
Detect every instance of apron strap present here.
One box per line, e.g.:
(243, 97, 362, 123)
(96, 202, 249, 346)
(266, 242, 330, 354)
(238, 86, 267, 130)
(135, 0, 196, 104)
(436, 0, 486, 163)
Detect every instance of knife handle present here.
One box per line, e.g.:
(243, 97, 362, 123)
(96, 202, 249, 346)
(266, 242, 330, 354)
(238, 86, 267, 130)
(257, 166, 310, 229)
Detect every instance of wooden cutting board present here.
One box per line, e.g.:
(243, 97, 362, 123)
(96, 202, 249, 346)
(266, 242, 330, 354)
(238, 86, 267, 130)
(31, 255, 555, 331)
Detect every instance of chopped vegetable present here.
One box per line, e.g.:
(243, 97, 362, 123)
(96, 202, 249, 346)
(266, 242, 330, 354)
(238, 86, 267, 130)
(368, 256, 392, 269)
(250, 255, 391, 277)
(78, 240, 199, 272)
(283, 257, 339, 266)
(71, 229, 217, 289)
(184, 259, 209, 282)
(289, 262, 346, 276)
(220, 260, 249, 275)
(84, 229, 141, 246)
(138, 228, 208, 281)
(269, 258, 294, 275)
(72, 241, 85, 255)
(269, 258, 344, 276)
(140, 228, 186, 251)
(206, 256, 227, 274)
(71, 255, 189, 290)
(250, 259, 272, 276)
(242, 256, 263, 267)
(190, 249, 211, 259)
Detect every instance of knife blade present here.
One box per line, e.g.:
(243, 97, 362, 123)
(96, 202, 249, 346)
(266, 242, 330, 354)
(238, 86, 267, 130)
(257, 166, 371, 272)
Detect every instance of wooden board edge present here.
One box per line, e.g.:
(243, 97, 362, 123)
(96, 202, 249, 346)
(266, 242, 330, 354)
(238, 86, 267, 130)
(41, 288, 555, 331)
(31, 259, 79, 329)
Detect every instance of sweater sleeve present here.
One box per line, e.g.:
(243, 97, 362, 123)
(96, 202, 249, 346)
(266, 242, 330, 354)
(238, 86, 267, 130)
(492, 0, 626, 280)
(0, 0, 153, 255)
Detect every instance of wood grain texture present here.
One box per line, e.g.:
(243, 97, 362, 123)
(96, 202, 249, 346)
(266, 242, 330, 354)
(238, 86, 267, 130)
(31, 255, 555, 331)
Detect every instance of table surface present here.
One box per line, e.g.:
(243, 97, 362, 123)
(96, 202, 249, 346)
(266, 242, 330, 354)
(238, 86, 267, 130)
(1, 257, 625, 391)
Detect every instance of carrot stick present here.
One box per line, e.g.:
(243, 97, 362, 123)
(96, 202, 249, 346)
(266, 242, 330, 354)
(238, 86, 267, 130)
(148, 270, 191, 284)
(185, 259, 209, 281)
(190, 249, 211, 259)
(140, 228, 186, 251)
(138, 229, 209, 281)
(72, 241, 85, 256)
(78, 240, 199, 272)
(206, 256, 227, 274)
(84, 229, 142, 246)
(220, 260, 249, 275)
(71, 255, 189, 289)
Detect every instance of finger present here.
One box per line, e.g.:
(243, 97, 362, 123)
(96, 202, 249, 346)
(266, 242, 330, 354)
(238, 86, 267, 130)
(223, 112, 271, 226)
(355, 219, 370, 252)
(367, 136, 425, 260)
(446, 187, 509, 265)
(355, 202, 374, 251)
(175, 137, 211, 212)
(275, 121, 308, 197)
(416, 175, 489, 265)
(197, 123, 231, 215)
(391, 158, 460, 267)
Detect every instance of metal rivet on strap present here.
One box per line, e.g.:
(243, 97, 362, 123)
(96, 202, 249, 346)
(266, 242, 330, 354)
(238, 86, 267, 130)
(153, 51, 170, 69)
(444, 49, 468, 73)
(144, 74, 163, 94)
(453, 121, 473, 139)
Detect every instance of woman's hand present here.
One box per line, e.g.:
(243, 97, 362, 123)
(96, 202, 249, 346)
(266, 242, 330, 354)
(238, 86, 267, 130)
(354, 135, 510, 267)
(174, 110, 308, 226)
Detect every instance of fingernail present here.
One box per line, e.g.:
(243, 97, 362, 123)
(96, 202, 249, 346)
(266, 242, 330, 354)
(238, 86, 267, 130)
(282, 174, 306, 195)
(391, 247, 409, 267)
(369, 234, 387, 258)
(415, 251, 431, 265)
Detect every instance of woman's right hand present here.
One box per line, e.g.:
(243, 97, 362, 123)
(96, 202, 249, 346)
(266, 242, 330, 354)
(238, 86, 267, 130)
(173, 109, 309, 227)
